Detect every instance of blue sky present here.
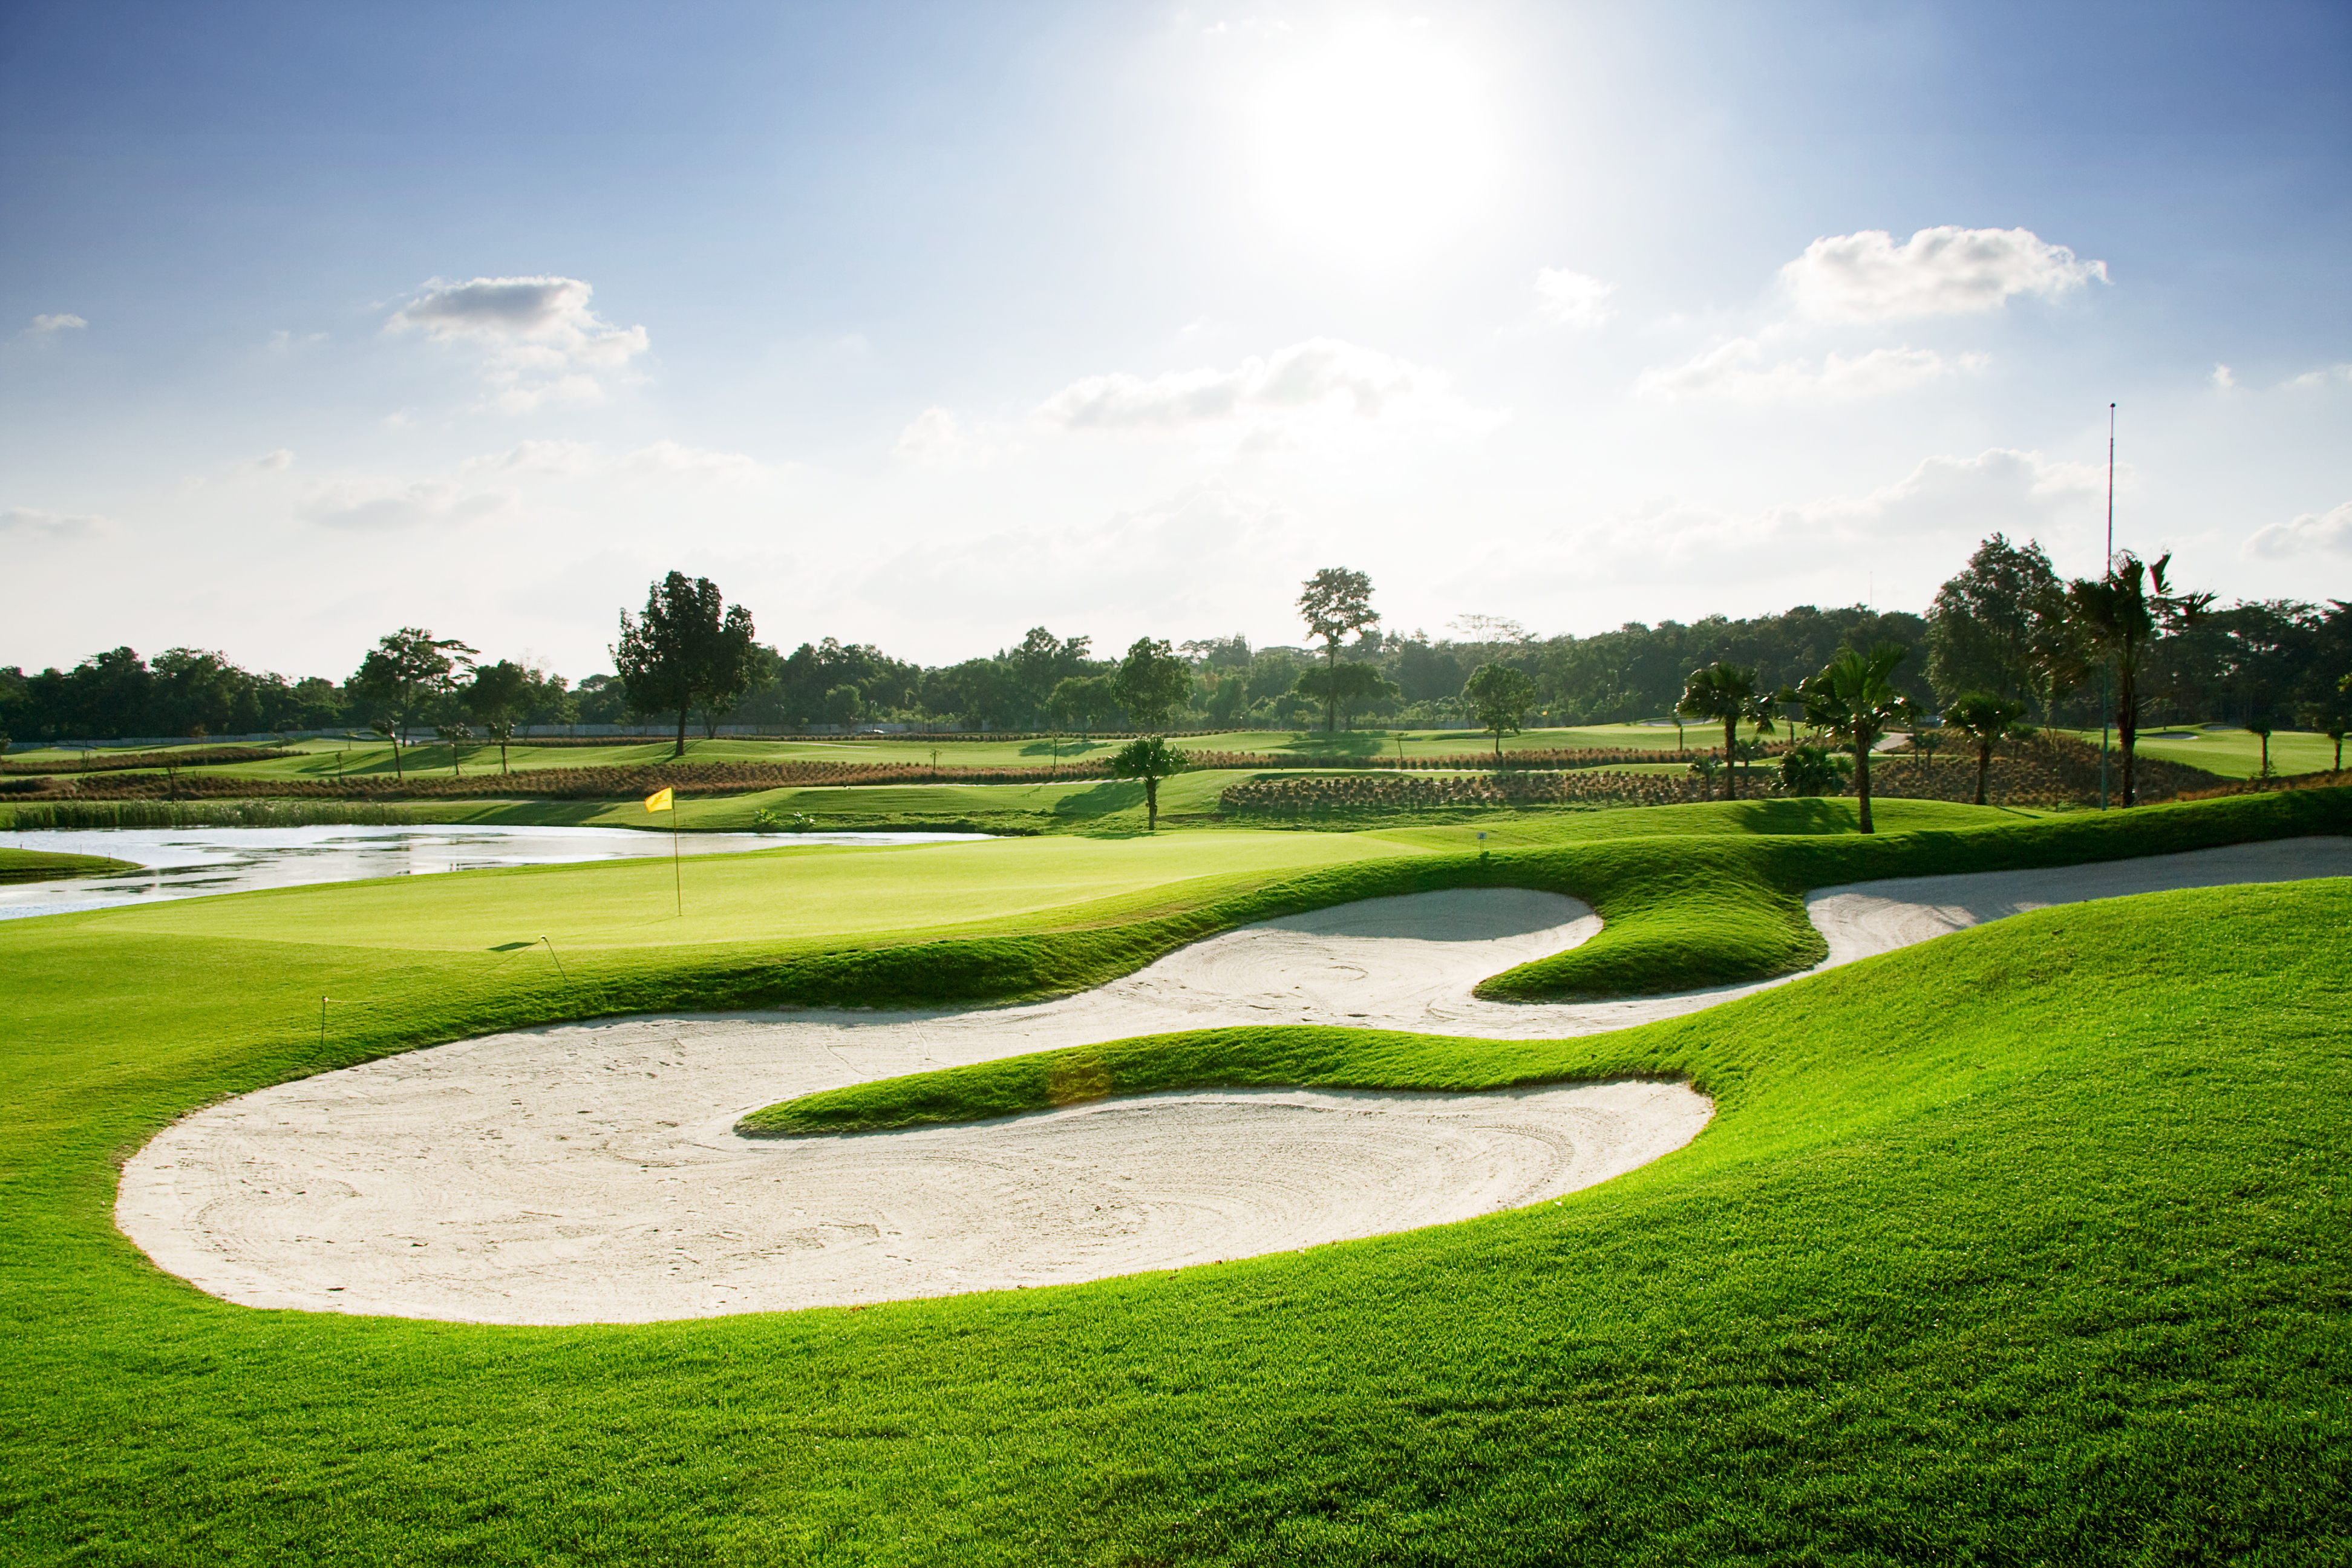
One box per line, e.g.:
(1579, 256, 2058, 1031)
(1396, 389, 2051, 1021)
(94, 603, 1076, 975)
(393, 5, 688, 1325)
(3, 0, 2346, 678)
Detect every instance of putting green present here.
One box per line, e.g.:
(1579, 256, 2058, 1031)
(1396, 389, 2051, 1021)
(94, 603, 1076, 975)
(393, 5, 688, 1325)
(62, 828, 1437, 950)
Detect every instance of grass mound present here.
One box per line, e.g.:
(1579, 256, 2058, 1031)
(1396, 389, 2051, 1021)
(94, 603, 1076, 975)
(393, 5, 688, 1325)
(0, 847, 140, 883)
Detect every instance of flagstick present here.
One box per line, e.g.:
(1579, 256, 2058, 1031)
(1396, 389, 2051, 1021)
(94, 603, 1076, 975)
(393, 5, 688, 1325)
(671, 809, 682, 918)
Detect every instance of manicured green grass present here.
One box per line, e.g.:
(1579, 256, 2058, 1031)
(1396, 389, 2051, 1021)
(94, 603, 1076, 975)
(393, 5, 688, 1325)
(8, 725, 1713, 783)
(0, 847, 141, 883)
(4, 807, 2348, 1559)
(2061, 725, 2344, 780)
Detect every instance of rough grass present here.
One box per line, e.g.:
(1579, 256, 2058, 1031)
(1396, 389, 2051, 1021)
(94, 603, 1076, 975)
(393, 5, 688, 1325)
(4, 857, 2348, 1559)
(0, 847, 140, 883)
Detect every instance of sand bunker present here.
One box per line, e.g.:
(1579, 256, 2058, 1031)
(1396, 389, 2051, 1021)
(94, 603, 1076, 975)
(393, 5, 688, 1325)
(120, 838, 2350, 1324)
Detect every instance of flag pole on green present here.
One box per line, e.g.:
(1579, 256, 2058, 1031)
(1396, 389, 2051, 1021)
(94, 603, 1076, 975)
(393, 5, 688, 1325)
(645, 787, 680, 915)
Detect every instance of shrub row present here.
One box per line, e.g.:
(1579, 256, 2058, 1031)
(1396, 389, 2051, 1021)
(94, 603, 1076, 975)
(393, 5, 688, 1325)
(1220, 770, 1716, 815)
(0, 745, 302, 776)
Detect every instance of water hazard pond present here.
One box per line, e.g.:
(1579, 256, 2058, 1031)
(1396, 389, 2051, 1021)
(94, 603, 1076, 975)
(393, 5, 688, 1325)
(0, 826, 989, 921)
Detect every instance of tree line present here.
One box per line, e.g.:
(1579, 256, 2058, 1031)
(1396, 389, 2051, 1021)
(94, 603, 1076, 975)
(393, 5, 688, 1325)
(5, 547, 2345, 757)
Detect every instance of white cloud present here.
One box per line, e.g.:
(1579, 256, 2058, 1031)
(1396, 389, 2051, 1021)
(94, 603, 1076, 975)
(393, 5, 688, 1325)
(387, 275, 648, 412)
(1780, 226, 2107, 322)
(1030, 338, 1486, 456)
(2211, 364, 2237, 390)
(2245, 501, 2352, 558)
(2286, 363, 2352, 390)
(1542, 449, 2102, 584)
(295, 479, 514, 532)
(0, 506, 103, 537)
(1532, 268, 1613, 329)
(1636, 337, 1985, 401)
(25, 312, 88, 336)
(616, 440, 769, 487)
(253, 449, 294, 471)
(893, 407, 996, 467)
(1037, 337, 1441, 430)
(849, 486, 1294, 629)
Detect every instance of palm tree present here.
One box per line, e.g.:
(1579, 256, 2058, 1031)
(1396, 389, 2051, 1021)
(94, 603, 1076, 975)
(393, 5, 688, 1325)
(1792, 643, 1915, 834)
(1941, 692, 2027, 806)
(1676, 661, 1774, 800)
(2065, 552, 2212, 807)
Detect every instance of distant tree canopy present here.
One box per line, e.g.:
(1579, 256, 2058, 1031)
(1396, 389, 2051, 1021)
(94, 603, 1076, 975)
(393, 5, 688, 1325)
(9, 538, 2348, 747)
(1113, 638, 1195, 732)
(613, 573, 759, 757)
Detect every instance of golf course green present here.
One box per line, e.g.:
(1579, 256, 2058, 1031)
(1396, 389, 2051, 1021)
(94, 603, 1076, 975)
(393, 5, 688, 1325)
(4, 788, 2348, 1561)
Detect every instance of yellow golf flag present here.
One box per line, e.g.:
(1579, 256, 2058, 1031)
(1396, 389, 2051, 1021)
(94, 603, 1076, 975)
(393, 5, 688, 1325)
(644, 786, 674, 814)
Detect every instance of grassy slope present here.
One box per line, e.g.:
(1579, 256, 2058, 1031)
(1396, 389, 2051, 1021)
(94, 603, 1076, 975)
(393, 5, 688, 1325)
(0, 848, 140, 884)
(4, 855, 2348, 1558)
(2071, 725, 2342, 780)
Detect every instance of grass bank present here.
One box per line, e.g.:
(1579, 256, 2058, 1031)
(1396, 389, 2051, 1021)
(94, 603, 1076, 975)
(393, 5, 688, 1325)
(0, 847, 140, 883)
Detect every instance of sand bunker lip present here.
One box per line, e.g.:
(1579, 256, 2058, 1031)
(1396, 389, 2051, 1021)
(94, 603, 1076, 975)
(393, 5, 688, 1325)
(117, 838, 2351, 1325)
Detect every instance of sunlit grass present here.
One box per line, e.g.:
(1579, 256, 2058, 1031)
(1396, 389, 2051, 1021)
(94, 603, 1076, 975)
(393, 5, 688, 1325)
(3, 790, 2347, 1559)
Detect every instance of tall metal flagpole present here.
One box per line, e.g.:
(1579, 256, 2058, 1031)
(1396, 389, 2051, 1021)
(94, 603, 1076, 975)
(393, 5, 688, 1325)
(2099, 403, 2115, 811)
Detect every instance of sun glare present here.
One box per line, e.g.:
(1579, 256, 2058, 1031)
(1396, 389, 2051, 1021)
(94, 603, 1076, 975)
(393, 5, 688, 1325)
(1250, 22, 1497, 269)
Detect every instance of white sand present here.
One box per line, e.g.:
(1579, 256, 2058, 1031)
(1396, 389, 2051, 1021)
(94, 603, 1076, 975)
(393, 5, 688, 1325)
(119, 837, 2350, 1324)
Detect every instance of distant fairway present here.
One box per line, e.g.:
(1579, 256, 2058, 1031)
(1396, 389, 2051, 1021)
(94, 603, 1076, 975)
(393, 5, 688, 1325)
(4, 788, 2348, 1561)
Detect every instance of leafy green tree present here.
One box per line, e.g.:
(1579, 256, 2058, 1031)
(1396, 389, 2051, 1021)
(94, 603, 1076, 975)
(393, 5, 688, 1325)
(1792, 643, 1916, 832)
(1462, 663, 1538, 760)
(2065, 552, 2212, 806)
(349, 629, 477, 782)
(613, 573, 759, 757)
(1293, 662, 1397, 733)
(1297, 567, 1379, 731)
(1108, 735, 1189, 831)
(1112, 638, 1193, 732)
(465, 660, 532, 774)
(1676, 661, 1775, 800)
(1941, 692, 2028, 806)
(1927, 534, 2065, 705)
(1050, 675, 1117, 740)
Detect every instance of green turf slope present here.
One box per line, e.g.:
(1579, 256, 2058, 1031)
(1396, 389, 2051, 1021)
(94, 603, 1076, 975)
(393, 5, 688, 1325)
(4, 877, 2347, 1559)
(0, 847, 139, 883)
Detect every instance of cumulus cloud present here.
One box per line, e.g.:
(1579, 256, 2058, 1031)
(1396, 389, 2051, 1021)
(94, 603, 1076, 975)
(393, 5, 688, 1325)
(1636, 338, 1985, 401)
(850, 486, 1293, 626)
(1532, 269, 1613, 329)
(1536, 449, 2102, 587)
(2245, 501, 2352, 558)
(253, 449, 294, 471)
(1037, 338, 1442, 430)
(387, 275, 648, 411)
(2211, 364, 2237, 390)
(893, 407, 995, 467)
(25, 312, 88, 337)
(2286, 363, 2352, 390)
(0, 505, 103, 537)
(616, 440, 769, 487)
(1780, 226, 2107, 322)
(295, 480, 514, 532)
